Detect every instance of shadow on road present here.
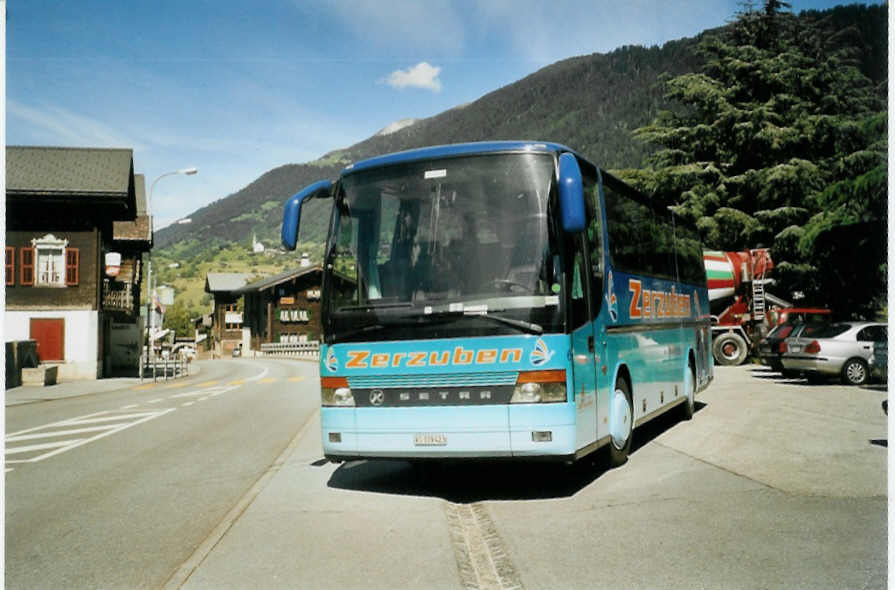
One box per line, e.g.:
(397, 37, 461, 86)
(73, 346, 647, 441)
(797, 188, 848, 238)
(749, 365, 889, 390)
(326, 402, 705, 503)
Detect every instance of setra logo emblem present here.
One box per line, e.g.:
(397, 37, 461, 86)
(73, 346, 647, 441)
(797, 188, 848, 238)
(369, 389, 385, 406)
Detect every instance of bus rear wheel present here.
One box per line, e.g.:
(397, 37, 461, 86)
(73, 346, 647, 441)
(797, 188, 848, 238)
(608, 379, 633, 467)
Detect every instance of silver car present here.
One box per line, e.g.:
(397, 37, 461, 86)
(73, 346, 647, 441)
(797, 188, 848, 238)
(781, 321, 887, 385)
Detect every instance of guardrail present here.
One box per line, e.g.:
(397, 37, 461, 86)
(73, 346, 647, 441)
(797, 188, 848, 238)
(140, 352, 191, 382)
(259, 341, 320, 360)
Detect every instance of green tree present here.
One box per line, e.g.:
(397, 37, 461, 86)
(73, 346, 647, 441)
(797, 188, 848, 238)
(627, 0, 886, 316)
(163, 301, 194, 338)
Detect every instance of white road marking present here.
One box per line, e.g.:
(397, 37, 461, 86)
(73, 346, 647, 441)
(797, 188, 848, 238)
(60, 413, 166, 426)
(182, 402, 195, 407)
(246, 367, 270, 382)
(148, 398, 164, 404)
(6, 408, 175, 464)
(7, 425, 120, 442)
(120, 404, 138, 410)
(169, 385, 237, 400)
(6, 439, 85, 454)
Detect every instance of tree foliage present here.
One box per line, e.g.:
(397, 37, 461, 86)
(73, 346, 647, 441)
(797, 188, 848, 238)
(626, 1, 886, 318)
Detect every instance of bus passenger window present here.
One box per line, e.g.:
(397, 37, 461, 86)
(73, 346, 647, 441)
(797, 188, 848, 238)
(569, 237, 589, 328)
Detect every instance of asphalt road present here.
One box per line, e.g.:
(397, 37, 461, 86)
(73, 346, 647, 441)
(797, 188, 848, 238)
(6, 361, 888, 589)
(5, 358, 319, 589)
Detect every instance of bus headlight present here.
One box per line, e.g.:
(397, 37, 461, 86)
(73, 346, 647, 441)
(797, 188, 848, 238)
(321, 377, 355, 407)
(511, 370, 567, 403)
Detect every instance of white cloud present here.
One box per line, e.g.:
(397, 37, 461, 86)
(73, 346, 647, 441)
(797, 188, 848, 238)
(7, 100, 142, 149)
(383, 62, 443, 92)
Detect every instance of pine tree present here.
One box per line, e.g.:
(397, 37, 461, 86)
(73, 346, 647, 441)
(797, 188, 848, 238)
(626, 0, 886, 316)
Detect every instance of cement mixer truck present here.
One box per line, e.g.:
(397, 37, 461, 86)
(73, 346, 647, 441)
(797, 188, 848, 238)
(704, 249, 793, 365)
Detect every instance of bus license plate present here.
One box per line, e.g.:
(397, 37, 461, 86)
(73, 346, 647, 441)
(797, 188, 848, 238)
(414, 433, 447, 446)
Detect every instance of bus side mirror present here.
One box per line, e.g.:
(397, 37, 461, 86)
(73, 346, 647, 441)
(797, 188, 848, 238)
(281, 180, 332, 250)
(558, 153, 586, 233)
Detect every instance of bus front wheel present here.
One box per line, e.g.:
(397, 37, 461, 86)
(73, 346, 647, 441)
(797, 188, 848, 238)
(608, 379, 633, 467)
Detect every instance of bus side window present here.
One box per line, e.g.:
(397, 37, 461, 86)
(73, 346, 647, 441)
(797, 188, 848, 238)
(569, 235, 590, 329)
(585, 171, 603, 314)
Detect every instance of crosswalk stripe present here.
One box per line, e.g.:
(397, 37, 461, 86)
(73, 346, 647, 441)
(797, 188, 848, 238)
(7, 425, 117, 442)
(62, 412, 163, 426)
(5, 408, 175, 465)
(7, 439, 85, 454)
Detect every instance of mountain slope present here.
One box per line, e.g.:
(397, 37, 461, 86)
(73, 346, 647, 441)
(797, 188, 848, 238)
(156, 38, 705, 252)
(153, 3, 886, 315)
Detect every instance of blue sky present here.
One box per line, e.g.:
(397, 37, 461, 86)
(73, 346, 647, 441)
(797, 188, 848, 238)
(7, 0, 881, 229)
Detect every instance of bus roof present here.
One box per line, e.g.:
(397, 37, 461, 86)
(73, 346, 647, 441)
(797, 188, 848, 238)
(342, 141, 582, 176)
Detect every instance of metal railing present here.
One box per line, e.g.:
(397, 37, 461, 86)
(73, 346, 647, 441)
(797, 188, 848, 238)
(259, 341, 320, 360)
(140, 351, 191, 382)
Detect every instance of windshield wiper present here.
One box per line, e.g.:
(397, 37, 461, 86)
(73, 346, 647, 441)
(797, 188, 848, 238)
(471, 312, 543, 335)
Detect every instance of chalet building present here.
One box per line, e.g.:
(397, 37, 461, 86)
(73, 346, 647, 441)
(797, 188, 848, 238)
(5, 146, 150, 380)
(236, 264, 354, 349)
(204, 272, 250, 357)
(236, 266, 325, 349)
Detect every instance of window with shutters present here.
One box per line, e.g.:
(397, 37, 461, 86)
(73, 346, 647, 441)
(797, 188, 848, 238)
(20, 247, 34, 285)
(30, 234, 73, 287)
(65, 248, 79, 285)
(6, 247, 14, 286)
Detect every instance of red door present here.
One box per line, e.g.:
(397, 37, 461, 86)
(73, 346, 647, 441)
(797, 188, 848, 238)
(30, 318, 65, 362)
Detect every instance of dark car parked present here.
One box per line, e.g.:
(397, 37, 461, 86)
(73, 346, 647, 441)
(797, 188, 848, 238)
(759, 323, 815, 376)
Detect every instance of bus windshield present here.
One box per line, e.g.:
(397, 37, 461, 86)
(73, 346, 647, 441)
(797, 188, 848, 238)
(325, 152, 564, 342)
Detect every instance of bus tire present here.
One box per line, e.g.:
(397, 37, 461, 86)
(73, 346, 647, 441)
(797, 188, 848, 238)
(608, 379, 633, 467)
(712, 332, 748, 366)
(680, 361, 696, 420)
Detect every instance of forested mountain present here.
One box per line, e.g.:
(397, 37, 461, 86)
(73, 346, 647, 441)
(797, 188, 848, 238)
(154, 3, 887, 321)
(155, 37, 705, 251)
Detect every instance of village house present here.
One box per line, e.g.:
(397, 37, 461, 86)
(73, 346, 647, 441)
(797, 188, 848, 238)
(236, 265, 325, 350)
(5, 146, 150, 380)
(204, 272, 250, 357)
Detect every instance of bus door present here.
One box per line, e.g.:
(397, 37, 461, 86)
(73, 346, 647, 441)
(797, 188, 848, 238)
(571, 163, 605, 452)
(570, 233, 598, 449)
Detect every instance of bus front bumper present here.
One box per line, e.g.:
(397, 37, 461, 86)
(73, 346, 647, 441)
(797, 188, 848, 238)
(322, 404, 577, 461)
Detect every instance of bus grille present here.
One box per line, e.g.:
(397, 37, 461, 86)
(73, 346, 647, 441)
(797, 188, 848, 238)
(348, 372, 518, 389)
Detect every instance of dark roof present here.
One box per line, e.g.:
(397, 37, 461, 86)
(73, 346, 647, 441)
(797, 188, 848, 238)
(112, 216, 152, 243)
(112, 175, 152, 244)
(205, 273, 252, 293)
(7, 146, 135, 198)
(135, 173, 147, 215)
(234, 266, 322, 294)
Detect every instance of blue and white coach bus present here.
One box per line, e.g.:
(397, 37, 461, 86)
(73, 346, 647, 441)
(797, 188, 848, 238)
(282, 142, 712, 466)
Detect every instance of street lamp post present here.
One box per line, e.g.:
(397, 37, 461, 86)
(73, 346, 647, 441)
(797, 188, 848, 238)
(142, 167, 198, 381)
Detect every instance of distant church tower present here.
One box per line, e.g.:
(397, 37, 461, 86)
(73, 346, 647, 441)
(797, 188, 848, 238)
(252, 233, 265, 253)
